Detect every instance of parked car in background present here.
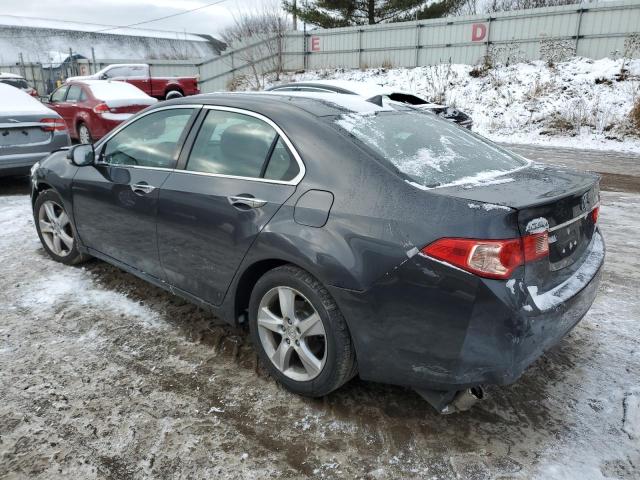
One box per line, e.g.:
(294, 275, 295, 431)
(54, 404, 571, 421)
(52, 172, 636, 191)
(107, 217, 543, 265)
(0, 72, 38, 97)
(30, 92, 603, 414)
(0, 83, 69, 176)
(66, 63, 200, 100)
(45, 80, 157, 144)
(267, 80, 473, 129)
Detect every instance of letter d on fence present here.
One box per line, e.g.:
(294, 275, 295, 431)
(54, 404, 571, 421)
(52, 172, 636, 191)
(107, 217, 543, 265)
(471, 23, 487, 42)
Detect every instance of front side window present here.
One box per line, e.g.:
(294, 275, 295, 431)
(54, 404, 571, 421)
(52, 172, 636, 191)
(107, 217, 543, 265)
(50, 86, 68, 102)
(187, 110, 278, 178)
(334, 111, 527, 188)
(102, 109, 194, 169)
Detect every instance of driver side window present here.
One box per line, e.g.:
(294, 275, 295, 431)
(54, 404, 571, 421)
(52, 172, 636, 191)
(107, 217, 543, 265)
(50, 86, 68, 103)
(102, 109, 194, 169)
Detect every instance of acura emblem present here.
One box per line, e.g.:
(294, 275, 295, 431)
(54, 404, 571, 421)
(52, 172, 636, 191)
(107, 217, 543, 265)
(580, 192, 589, 211)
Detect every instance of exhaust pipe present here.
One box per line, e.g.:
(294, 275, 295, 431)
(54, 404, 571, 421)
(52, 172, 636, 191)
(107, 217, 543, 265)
(416, 386, 485, 414)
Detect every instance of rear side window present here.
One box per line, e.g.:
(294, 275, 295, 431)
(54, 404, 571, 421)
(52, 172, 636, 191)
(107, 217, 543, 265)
(264, 138, 299, 181)
(105, 66, 130, 78)
(102, 109, 194, 169)
(0, 78, 29, 89)
(66, 86, 83, 102)
(187, 110, 277, 178)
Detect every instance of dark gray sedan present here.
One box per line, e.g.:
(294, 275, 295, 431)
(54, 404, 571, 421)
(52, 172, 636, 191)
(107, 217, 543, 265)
(0, 83, 70, 177)
(29, 92, 604, 413)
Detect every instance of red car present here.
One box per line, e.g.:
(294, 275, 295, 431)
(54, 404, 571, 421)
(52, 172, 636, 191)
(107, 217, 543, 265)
(45, 80, 157, 143)
(66, 63, 200, 100)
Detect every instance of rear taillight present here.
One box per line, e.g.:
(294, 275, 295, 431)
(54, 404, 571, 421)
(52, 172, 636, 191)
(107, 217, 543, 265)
(93, 103, 111, 114)
(591, 205, 600, 224)
(422, 231, 549, 280)
(40, 118, 67, 132)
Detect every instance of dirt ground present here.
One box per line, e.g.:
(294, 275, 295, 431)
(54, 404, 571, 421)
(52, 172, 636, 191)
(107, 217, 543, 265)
(1, 151, 639, 479)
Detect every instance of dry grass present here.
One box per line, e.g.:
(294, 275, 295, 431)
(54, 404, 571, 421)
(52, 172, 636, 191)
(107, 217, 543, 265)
(631, 97, 640, 134)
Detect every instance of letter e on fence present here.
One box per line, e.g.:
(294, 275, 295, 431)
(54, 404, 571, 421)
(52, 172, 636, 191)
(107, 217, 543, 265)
(471, 23, 487, 42)
(311, 36, 321, 52)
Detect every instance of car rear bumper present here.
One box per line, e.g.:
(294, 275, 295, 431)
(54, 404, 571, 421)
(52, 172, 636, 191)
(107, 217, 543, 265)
(329, 230, 604, 392)
(0, 151, 52, 176)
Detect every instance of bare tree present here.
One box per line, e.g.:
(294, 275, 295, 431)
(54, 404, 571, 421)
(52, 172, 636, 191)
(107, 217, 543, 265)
(220, 2, 291, 90)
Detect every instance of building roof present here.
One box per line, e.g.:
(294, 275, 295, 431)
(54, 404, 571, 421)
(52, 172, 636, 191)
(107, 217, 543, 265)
(0, 15, 214, 42)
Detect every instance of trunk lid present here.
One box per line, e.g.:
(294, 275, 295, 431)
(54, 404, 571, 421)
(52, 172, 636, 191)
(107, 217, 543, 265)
(0, 114, 52, 155)
(434, 165, 600, 289)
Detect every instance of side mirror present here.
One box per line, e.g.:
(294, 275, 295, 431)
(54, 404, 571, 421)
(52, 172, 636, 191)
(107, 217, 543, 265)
(68, 144, 95, 167)
(100, 74, 108, 80)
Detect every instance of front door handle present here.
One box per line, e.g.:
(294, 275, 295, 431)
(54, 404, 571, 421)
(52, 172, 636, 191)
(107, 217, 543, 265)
(131, 183, 156, 195)
(228, 195, 267, 209)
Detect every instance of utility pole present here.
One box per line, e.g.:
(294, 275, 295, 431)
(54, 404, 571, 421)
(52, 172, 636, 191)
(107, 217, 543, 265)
(292, 0, 298, 31)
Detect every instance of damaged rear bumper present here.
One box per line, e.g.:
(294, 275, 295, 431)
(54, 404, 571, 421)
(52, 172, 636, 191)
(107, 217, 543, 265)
(328, 231, 605, 392)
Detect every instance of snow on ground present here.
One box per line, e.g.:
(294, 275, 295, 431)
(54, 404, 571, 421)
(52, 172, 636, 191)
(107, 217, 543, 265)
(264, 57, 640, 154)
(0, 188, 639, 479)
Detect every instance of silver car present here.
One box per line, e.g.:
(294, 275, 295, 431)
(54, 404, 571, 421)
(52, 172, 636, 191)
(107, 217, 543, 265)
(0, 83, 70, 177)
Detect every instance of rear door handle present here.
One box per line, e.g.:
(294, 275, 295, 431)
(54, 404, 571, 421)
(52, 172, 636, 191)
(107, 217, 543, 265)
(131, 183, 156, 195)
(228, 195, 267, 209)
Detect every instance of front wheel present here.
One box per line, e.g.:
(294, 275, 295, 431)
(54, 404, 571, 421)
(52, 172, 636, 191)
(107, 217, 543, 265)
(34, 190, 89, 265)
(249, 265, 357, 397)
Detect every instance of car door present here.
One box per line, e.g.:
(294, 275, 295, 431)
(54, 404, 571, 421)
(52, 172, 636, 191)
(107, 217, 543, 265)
(125, 65, 151, 95)
(157, 107, 304, 306)
(63, 85, 83, 134)
(46, 85, 69, 126)
(72, 106, 198, 279)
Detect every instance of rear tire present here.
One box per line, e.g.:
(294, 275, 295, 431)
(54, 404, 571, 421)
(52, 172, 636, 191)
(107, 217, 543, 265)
(34, 190, 90, 266)
(249, 265, 357, 397)
(78, 123, 93, 144)
(165, 90, 183, 100)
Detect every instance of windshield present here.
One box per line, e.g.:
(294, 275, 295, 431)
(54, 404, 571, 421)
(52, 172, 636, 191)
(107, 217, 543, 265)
(334, 111, 527, 188)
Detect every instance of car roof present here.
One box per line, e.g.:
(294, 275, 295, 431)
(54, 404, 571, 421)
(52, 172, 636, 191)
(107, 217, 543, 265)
(164, 91, 408, 118)
(269, 79, 415, 97)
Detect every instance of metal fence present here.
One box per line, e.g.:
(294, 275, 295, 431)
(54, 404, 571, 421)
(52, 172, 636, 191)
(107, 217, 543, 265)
(2, 0, 639, 96)
(197, 0, 640, 92)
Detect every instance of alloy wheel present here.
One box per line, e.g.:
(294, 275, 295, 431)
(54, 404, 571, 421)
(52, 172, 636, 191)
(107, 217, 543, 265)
(38, 200, 74, 257)
(79, 125, 92, 144)
(257, 286, 327, 381)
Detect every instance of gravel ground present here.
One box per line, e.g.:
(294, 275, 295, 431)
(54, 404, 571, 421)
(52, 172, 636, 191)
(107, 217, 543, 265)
(0, 177, 639, 479)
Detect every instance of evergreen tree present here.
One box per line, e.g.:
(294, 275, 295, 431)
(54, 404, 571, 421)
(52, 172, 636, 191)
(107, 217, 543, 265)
(284, 0, 463, 28)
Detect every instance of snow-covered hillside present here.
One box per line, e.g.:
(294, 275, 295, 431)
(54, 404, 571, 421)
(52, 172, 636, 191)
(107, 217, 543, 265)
(264, 57, 640, 154)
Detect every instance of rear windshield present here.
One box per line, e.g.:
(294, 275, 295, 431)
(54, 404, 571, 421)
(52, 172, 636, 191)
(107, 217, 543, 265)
(334, 111, 527, 188)
(0, 78, 29, 89)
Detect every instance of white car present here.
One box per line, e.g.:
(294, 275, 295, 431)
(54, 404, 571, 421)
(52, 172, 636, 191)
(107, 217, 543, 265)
(266, 79, 473, 129)
(0, 72, 38, 97)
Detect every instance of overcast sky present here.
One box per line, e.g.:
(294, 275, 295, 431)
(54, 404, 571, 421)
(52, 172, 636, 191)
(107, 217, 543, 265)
(0, 0, 270, 37)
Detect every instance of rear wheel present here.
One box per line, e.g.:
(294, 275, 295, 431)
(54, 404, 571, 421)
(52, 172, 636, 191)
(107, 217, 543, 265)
(249, 265, 356, 397)
(78, 122, 92, 144)
(165, 90, 183, 100)
(34, 190, 89, 265)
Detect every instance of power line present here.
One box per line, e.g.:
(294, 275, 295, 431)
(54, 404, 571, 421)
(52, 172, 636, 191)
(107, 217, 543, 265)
(94, 0, 231, 33)
(0, 1, 230, 39)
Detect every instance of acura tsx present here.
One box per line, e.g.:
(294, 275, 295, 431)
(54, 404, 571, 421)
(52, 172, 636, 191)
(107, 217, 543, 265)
(30, 92, 604, 413)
